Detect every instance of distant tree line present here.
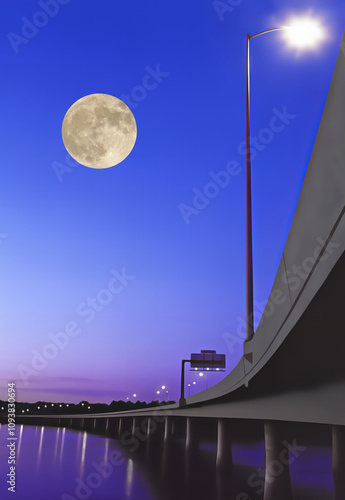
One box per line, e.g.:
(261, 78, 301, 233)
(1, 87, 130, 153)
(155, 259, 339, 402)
(0, 399, 175, 416)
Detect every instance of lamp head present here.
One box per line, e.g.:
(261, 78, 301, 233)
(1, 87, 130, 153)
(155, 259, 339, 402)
(283, 17, 325, 49)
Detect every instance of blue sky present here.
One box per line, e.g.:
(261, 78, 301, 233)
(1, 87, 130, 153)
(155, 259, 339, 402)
(1, 0, 344, 403)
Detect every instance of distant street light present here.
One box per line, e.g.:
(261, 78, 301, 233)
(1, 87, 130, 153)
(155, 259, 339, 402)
(199, 371, 208, 389)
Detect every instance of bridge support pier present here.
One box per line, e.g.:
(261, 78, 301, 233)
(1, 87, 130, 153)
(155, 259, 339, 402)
(118, 417, 133, 437)
(216, 418, 233, 470)
(92, 418, 97, 432)
(119, 416, 136, 448)
(96, 418, 107, 435)
(146, 416, 165, 465)
(118, 417, 123, 436)
(162, 416, 174, 481)
(216, 418, 234, 500)
(83, 418, 94, 432)
(332, 425, 345, 500)
(111, 417, 120, 439)
(185, 417, 200, 483)
(131, 416, 148, 456)
(71, 418, 83, 431)
(263, 421, 292, 500)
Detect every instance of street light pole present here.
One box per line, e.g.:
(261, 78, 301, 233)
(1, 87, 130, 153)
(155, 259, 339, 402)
(245, 27, 285, 343)
(246, 32, 254, 342)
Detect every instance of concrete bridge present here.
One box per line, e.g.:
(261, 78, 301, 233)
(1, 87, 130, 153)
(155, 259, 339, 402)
(11, 33, 345, 500)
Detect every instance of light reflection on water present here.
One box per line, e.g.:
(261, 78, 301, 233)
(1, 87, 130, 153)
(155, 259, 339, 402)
(0, 422, 337, 500)
(0, 424, 156, 500)
(126, 459, 134, 497)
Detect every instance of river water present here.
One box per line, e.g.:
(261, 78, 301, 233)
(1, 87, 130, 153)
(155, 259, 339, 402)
(0, 423, 336, 500)
(0, 424, 156, 500)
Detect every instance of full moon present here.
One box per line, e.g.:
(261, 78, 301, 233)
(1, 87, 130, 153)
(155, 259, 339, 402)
(61, 94, 137, 169)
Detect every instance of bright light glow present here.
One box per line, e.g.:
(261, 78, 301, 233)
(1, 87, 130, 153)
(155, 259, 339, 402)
(216, 368, 219, 371)
(206, 367, 210, 371)
(37, 406, 40, 409)
(133, 394, 136, 398)
(59, 404, 62, 407)
(161, 385, 166, 389)
(157, 391, 160, 394)
(44, 405, 47, 408)
(188, 384, 191, 387)
(283, 18, 325, 49)
(195, 368, 197, 371)
(66, 404, 69, 407)
(87, 406, 91, 409)
(193, 381, 196, 385)
(199, 373, 204, 377)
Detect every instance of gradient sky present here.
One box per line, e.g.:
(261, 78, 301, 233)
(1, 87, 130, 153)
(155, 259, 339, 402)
(1, 0, 345, 404)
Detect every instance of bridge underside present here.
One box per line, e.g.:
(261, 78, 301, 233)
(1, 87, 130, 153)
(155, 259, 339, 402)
(182, 245, 345, 424)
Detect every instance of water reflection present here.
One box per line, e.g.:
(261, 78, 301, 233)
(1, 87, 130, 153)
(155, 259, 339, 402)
(126, 459, 134, 497)
(36, 426, 44, 472)
(0, 425, 156, 500)
(0, 423, 336, 500)
(104, 437, 109, 462)
(17, 425, 23, 460)
(59, 426, 65, 467)
(122, 434, 335, 500)
(53, 427, 60, 464)
(80, 431, 88, 476)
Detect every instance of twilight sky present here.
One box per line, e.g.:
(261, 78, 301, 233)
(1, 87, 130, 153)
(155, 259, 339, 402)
(1, 0, 345, 404)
